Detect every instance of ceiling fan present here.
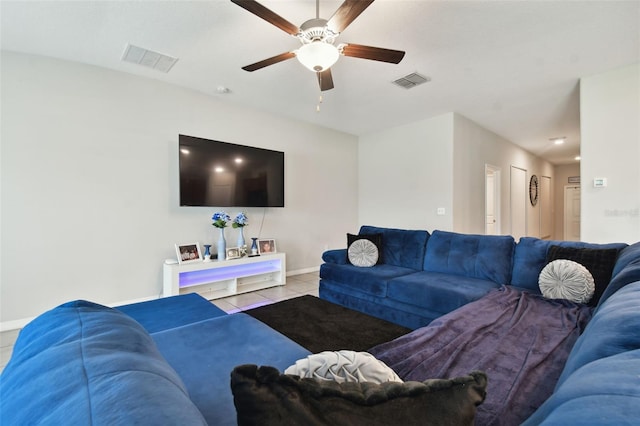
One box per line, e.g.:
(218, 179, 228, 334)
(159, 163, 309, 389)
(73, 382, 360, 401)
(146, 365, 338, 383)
(231, 0, 405, 91)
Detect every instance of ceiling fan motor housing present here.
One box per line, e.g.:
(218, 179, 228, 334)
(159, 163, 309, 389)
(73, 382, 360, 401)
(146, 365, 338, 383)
(298, 18, 336, 44)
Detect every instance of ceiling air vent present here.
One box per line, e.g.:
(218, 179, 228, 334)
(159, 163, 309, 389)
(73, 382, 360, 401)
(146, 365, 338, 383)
(393, 72, 431, 89)
(122, 44, 178, 73)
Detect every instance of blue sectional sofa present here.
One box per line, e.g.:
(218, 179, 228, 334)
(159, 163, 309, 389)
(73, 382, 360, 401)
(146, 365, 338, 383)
(0, 294, 311, 425)
(320, 225, 640, 424)
(320, 225, 628, 329)
(2, 225, 639, 424)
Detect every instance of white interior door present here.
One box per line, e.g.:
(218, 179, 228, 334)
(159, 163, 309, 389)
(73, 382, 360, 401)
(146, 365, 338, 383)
(485, 164, 501, 235)
(540, 175, 552, 239)
(564, 185, 581, 241)
(510, 166, 527, 240)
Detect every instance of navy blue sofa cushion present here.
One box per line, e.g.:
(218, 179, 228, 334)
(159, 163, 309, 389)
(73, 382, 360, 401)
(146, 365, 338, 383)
(151, 313, 311, 426)
(359, 226, 430, 270)
(423, 230, 515, 285)
(554, 281, 640, 389)
(387, 272, 501, 316)
(511, 238, 627, 292)
(117, 293, 227, 333)
(522, 349, 640, 425)
(0, 300, 207, 425)
(320, 262, 417, 297)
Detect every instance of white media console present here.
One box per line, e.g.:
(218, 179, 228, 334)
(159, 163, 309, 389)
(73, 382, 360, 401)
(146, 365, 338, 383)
(163, 253, 286, 300)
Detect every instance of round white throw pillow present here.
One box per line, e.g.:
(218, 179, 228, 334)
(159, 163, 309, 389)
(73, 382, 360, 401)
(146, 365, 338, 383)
(284, 350, 402, 384)
(538, 259, 595, 304)
(348, 239, 379, 267)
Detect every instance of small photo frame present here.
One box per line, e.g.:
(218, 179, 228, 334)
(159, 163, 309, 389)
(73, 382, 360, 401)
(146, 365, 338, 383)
(258, 239, 276, 255)
(175, 243, 202, 264)
(226, 247, 241, 260)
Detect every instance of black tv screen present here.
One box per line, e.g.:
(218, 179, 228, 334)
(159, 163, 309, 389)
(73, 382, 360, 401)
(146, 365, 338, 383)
(179, 135, 285, 207)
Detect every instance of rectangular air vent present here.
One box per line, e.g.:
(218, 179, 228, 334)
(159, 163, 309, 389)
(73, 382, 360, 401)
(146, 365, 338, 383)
(393, 72, 430, 89)
(122, 44, 178, 73)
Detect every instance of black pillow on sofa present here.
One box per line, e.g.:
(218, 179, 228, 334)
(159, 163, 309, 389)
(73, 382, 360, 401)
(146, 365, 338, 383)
(546, 245, 621, 306)
(230, 364, 487, 426)
(347, 233, 383, 265)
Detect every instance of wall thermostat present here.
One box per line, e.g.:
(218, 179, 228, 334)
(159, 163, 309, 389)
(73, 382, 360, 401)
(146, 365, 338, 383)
(593, 178, 607, 188)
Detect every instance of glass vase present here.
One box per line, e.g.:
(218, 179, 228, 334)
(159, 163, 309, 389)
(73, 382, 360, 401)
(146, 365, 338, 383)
(251, 238, 259, 256)
(217, 227, 226, 261)
(237, 226, 245, 249)
(203, 244, 212, 262)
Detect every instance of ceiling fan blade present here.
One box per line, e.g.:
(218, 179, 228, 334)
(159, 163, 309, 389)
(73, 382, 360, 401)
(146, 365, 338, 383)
(242, 52, 296, 72)
(231, 0, 299, 35)
(327, 0, 375, 34)
(317, 68, 334, 91)
(340, 43, 405, 64)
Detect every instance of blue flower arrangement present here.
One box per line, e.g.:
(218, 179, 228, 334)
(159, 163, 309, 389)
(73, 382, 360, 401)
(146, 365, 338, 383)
(232, 212, 248, 228)
(211, 211, 230, 228)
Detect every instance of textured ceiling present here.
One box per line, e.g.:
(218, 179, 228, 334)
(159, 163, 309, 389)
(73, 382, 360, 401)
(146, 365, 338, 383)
(2, 0, 639, 165)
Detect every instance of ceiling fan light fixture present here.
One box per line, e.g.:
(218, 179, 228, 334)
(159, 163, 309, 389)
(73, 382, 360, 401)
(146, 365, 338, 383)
(296, 42, 339, 72)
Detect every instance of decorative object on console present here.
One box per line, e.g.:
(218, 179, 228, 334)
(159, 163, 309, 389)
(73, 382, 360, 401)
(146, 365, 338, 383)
(284, 350, 402, 384)
(250, 238, 259, 256)
(347, 233, 383, 266)
(233, 212, 248, 248)
(212, 211, 230, 261)
(175, 243, 202, 264)
(230, 364, 487, 426)
(538, 259, 595, 304)
(203, 245, 212, 262)
(258, 239, 276, 255)
(226, 247, 241, 260)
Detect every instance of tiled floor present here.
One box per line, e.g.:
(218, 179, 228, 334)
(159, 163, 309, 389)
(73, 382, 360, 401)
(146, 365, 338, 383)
(0, 272, 320, 374)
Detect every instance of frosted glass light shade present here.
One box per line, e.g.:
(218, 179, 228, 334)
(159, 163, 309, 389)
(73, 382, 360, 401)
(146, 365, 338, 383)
(296, 42, 339, 72)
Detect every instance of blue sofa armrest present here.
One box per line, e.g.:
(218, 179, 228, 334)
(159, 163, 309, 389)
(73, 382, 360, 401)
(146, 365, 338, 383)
(0, 300, 207, 425)
(323, 248, 348, 264)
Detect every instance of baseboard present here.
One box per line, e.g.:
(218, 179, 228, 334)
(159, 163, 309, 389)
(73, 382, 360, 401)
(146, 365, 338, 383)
(287, 265, 320, 277)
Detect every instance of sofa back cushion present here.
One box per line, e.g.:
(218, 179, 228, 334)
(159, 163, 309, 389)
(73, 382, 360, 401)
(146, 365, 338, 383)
(359, 226, 430, 270)
(554, 281, 640, 389)
(423, 230, 515, 285)
(0, 300, 207, 425)
(511, 238, 627, 292)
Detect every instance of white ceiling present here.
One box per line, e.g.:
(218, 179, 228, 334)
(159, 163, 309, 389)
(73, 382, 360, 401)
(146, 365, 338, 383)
(2, 0, 639, 165)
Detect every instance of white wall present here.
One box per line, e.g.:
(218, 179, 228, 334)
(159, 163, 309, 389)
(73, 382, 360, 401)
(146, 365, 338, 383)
(357, 112, 554, 237)
(452, 114, 554, 236)
(580, 63, 640, 243)
(0, 52, 359, 326)
(358, 113, 454, 231)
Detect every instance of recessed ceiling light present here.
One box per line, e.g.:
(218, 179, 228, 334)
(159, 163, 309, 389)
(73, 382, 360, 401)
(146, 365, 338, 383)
(550, 137, 566, 145)
(575, 156, 581, 161)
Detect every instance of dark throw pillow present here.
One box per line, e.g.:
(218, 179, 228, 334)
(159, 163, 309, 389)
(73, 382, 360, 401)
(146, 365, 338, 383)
(546, 245, 621, 306)
(231, 364, 487, 426)
(347, 233, 383, 265)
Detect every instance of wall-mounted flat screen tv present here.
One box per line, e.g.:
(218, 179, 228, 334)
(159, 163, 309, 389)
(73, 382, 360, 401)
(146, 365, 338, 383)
(179, 134, 284, 207)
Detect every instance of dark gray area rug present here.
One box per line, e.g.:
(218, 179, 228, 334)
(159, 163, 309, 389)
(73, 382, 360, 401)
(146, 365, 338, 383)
(244, 295, 411, 353)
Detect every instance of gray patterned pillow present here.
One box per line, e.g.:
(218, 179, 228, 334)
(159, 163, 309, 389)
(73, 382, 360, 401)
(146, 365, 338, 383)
(348, 239, 379, 267)
(539, 259, 595, 304)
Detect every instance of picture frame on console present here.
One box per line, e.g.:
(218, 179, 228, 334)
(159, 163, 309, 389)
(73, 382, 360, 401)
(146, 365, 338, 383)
(226, 247, 241, 260)
(175, 243, 202, 264)
(258, 239, 276, 255)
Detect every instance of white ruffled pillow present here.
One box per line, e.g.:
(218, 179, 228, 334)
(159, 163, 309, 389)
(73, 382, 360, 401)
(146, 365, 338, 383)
(284, 350, 402, 384)
(538, 259, 595, 304)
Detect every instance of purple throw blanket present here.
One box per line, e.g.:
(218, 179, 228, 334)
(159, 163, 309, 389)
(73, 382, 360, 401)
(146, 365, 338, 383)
(369, 286, 592, 426)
